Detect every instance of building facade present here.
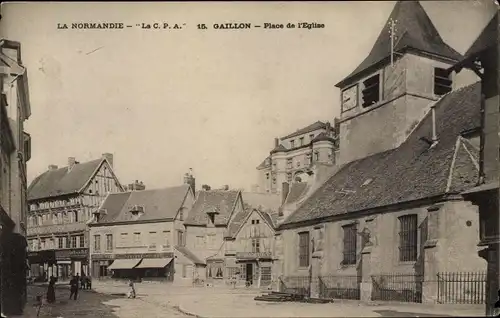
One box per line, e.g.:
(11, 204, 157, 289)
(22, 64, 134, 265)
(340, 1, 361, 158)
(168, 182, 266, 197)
(184, 189, 244, 282)
(0, 39, 32, 316)
(89, 184, 205, 283)
(276, 1, 487, 304)
(223, 207, 277, 288)
(26, 154, 124, 280)
(256, 120, 339, 194)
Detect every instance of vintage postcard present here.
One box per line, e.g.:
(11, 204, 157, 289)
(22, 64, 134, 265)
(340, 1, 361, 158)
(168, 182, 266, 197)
(0, 1, 498, 317)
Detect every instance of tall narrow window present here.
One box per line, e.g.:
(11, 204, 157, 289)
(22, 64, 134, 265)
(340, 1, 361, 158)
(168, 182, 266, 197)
(287, 159, 293, 169)
(106, 234, 113, 251)
(178, 208, 184, 221)
(290, 140, 295, 148)
(94, 235, 101, 251)
(399, 214, 418, 262)
(177, 230, 185, 247)
(434, 67, 452, 96)
(342, 223, 357, 265)
(163, 231, 171, 248)
(133, 232, 141, 245)
(298, 231, 310, 268)
(252, 238, 260, 253)
(299, 137, 304, 146)
(149, 231, 157, 249)
(78, 235, 85, 248)
(71, 236, 77, 248)
(362, 74, 380, 107)
(58, 237, 63, 249)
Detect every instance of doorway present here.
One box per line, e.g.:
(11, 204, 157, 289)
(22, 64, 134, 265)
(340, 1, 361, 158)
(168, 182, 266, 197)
(245, 263, 253, 286)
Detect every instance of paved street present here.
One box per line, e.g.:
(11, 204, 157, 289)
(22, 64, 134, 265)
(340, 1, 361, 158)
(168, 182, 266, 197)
(17, 281, 486, 317)
(21, 284, 191, 318)
(88, 281, 485, 318)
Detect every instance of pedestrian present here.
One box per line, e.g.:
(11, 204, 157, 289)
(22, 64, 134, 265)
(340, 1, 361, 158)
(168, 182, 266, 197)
(69, 276, 78, 300)
(127, 279, 136, 299)
(46, 276, 56, 303)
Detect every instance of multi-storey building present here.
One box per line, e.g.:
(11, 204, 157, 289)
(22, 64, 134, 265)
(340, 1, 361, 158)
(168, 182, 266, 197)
(184, 189, 245, 281)
(276, 1, 486, 304)
(27, 154, 124, 280)
(0, 39, 32, 316)
(256, 120, 339, 194)
(88, 183, 205, 283)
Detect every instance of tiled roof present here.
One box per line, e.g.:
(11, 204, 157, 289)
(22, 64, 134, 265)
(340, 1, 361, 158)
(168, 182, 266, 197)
(336, 1, 463, 88)
(28, 159, 104, 201)
(283, 82, 481, 226)
(96, 185, 191, 224)
(184, 190, 240, 226)
(175, 245, 205, 265)
(281, 121, 326, 140)
(225, 208, 277, 239)
(463, 13, 498, 60)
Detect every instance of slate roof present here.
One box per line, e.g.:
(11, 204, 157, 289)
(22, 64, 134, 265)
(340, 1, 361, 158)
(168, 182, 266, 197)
(336, 1, 463, 88)
(28, 159, 104, 201)
(184, 190, 240, 226)
(256, 157, 270, 169)
(463, 13, 498, 60)
(270, 144, 287, 154)
(241, 192, 282, 212)
(175, 245, 205, 265)
(281, 121, 326, 139)
(311, 132, 336, 144)
(284, 182, 309, 205)
(283, 82, 481, 226)
(95, 185, 191, 224)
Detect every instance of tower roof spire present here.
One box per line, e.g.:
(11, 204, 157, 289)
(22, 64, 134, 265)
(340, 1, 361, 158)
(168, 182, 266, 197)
(336, 1, 462, 88)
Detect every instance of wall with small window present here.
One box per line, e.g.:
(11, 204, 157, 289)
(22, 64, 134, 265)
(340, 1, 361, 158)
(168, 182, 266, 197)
(89, 221, 175, 256)
(281, 199, 485, 278)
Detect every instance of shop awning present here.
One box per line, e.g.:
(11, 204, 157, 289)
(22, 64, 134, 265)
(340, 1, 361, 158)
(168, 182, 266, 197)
(136, 258, 173, 269)
(108, 259, 142, 270)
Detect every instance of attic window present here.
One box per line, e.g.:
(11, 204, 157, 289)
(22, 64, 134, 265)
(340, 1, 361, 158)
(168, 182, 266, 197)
(362, 74, 380, 107)
(434, 67, 452, 96)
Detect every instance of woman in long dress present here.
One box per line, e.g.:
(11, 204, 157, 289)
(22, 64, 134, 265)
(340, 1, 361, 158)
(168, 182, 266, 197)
(46, 276, 56, 303)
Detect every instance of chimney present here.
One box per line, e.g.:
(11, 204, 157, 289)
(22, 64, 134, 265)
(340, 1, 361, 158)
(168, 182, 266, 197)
(68, 157, 76, 171)
(274, 138, 279, 148)
(281, 182, 290, 204)
(48, 165, 58, 171)
(102, 153, 113, 167)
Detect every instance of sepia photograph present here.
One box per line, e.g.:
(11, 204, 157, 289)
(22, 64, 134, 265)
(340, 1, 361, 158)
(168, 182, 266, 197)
(0, 1, 498, 317)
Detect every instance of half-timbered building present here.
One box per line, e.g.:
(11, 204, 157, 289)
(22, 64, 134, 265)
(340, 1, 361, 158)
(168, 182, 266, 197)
(27, 154, 124, 280)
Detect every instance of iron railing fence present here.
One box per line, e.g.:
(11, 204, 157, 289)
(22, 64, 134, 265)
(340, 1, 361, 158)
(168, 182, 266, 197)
(371, 274, 423, 303)
(436, 272, 486, 305)
(279, 276, 310, 296)
(318, 275, 361, 300)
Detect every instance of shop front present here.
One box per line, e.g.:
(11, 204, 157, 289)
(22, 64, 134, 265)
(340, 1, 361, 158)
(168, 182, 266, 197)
(235, 252, 273, 287)
(28, 248, 88, 281)
(92, 252, 174, 280)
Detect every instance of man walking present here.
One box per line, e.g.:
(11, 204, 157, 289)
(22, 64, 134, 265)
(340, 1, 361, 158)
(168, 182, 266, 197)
(69, 276, 78, 300)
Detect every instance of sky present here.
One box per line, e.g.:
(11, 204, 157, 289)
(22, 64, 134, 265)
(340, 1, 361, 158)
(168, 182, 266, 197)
(0, 1, 497, 191)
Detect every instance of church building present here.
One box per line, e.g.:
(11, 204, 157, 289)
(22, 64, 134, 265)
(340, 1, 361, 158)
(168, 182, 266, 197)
(276, 1, 486, 304)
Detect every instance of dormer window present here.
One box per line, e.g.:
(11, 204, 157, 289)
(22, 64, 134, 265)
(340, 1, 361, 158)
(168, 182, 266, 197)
(434, 67, 452, 96)
(362, 74, 380, 107)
